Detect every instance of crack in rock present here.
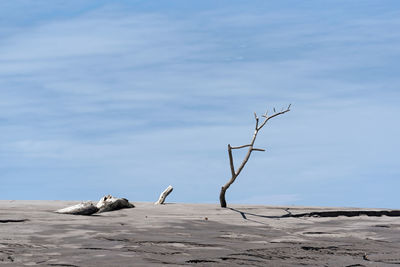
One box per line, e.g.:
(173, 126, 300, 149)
(220, 256, 263, 263)
(303, 232, 331, 235)
(48, 264, 80, 267)
(0, 219, 29, 223)
(79, 247, 111, 251)
(287, 210, 400, 218)
(186, 259, 217, 263)
(301, 246, 339, 251)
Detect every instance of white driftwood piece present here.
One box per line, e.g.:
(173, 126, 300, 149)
(55, 195, 134, 215)
(155, 185, 173, 205)
(55, 202, 99, 215)
(96, 195, 134, 213)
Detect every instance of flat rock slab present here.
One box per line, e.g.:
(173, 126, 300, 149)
(1, 201, 400, 266)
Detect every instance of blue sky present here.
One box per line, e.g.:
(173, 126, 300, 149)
(1, 1, 399, 208)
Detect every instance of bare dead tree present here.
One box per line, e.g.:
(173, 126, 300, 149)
(219, 104, 291, 208)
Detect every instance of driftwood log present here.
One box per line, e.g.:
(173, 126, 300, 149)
(55, 202, 99, 215)
(96, 195, 134, 212)
(55, 195, 134, 215)
(155, 185, 173, 205)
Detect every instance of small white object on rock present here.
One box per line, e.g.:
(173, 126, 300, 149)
(155, 185, 173, 205)
(55, 202, 99, 215)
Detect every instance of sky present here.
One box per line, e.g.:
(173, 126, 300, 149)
(1, 1, 399, 208)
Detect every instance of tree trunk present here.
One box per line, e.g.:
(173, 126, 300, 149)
(219, 186, 227, 208)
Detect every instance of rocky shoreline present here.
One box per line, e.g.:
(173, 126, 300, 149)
(1, 201, 399, 266)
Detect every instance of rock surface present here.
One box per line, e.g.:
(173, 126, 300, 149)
(1, 200, 400, 266)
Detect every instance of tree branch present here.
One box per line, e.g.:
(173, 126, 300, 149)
(227, 144, 235, 177)
(254, 112, 259, 129)
(231, 144, 252, 149)
(252, 148, 265, 152)
(235, 148, 252, 178)
(258, 104, 291, 130)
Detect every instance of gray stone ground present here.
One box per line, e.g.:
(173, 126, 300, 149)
(1, 200, 400, 266)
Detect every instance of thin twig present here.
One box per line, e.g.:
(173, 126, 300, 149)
(254, 112, 259, 129)
(231, 144, 252, 149)
(258, 107, 290, 130)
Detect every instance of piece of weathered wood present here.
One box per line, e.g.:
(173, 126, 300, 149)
(155, 185, 173, 205)
(55, 202, 99, 215)
(96, 195, 134, 213)
(55, 195, 134, 215)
